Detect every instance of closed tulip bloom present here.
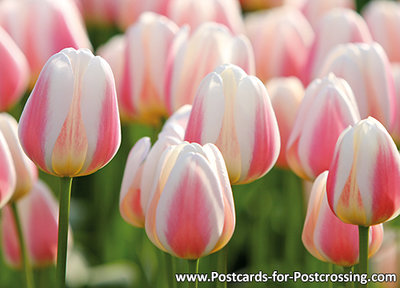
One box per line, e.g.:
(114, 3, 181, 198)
(166, 22, 255, 113)
(302, 171, 383, 267)
(185, 64, 280, 184)
(286, 74, 360, 180)
(167, 0, 244, 34)
(244, 7, 314, 84)
(327, 117, 400, 226)
(0, 131, 16, 209)
(305, 8, 372, 83)
(318, 43, 396, 131)
(1, 180, 70, 268)
(18, 48, 121, 178)
(266, 77, 304, 168)
(145, 142, 235, 259)
(117, 13, 179, 125)
(0, 0, 92, 81)
(363, 1, 400, 63)
(390, 64, 400, 142)
(0, 27, 29, 111)
(0, 113, 37, 201)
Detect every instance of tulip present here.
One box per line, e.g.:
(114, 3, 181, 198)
(166, 0, 244, 34)
(0, 0, 92, 81)
(326, 117, 400, 226)
(0, 27, 29, 111)
(0, 131, 16, 209)
(145, 142, 235, 259)
(304, 8, 372, 83)
(302, 171, 383, 267)
(165, 22, 255, 113)
(0, 113, 37, 201)
(318, 42, 396, 132)
(390, 64, 400, 142)
(120, 137, 151, 228)
(266, 77, 304, 169)
(18, 48, 121, 178)
(158, 104, 192, 141)
(363, 1, 400, 63)
(116, 13, 179, 125)
(1, 180, 70, 268)
(286, 74, 360, 180)
(185, 64, 280, 184)
(244, 6, 314, 84)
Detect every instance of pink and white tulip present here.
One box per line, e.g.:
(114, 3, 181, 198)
(166, 0, 244, 34)
(327, 117, 400, 226)
(305, 8, 372, 83)
(1, 180, 70, 268)
(266, 77, 304, 169)
(0, 27, 29, 111)
(302, 171, 383, 267)
(318, 43, 396, 131)
(0, 0, 92, 81)
(390, 64, 400, 142)
(185, 64, 280, 184)
(286, 74, 360, 180)
(244, 6, 314, 84)
(0, 131, 15, 209)
(165, 23, 255, 113)
(145, 142, 235, 259)
(363, 1, 400, 63)
(0, 113, 37, 201)
(18, 48, 121, 178)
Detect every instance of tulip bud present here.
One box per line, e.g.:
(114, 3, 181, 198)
(0, 131, 15, 208)
(0, 113, 37, 201)
(185, 64, 280, 184)
(302, 171, 383, 267)
(244, 6, 314, 84)
(165, 23, 255, 113)
(145, 142, 235, 259)
(0, 27, 29, 111)
(18, 48, 121, 178)
(1, 180, 71, 268)
(266, 77, 304, 168)
(327, 117, 400, 226)
(286, 74, 360, 180)
(317, 43, 396, 131)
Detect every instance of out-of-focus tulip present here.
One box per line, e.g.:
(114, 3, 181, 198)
(116, 13, 179, 125)
(0, 0, 92, 82)
(185, 64, 280, 184)
(167, 0, 244, 34)
(305, 8, 372, 83)
(286, 74, 360, 180)
(120, 137, 151, 228)
(0, 113, 37, 201)
(165, 22, 255, 113)
(297, 0, 355, 30)
(318, 43, 396, 131)
(327, 117, 400, 226)
(244, 7, 314, 84)
(266, 77, 304, 169)
(0, 27, 29, 111)
(1, 180, 70, 268)
(145, 142, 235, 259)
(0, 131, 15, 209)
(390, 64, 400, 142)
(18, 48, 121, 178)
(363, 1, 400, 63)
(302, 171, 383, 267)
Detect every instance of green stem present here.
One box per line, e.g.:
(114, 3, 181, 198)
(357, 226, 369, 288)
(217, 248, 227, 288)
(344, 266, 354, 288)
(187, 259, 199, 288)
(165, 253, 177, 288)
(56, 177, 73, 288)
(11, 203, 35, 288)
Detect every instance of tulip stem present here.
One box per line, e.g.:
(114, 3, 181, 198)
(217, 248, 228, 288)
(344, 266, 354, 288)
(11, 202, 35, 288)
(56, 177, 73, 288)
(357, 225, 369, 288)
(187, 259, 199, 288)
